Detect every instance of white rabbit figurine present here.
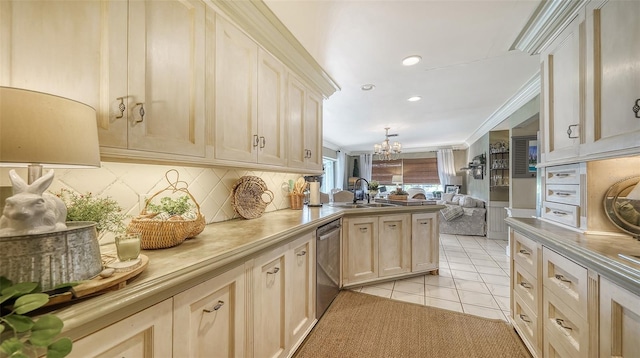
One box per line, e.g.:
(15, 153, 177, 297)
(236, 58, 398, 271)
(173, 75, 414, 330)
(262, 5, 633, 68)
(0, 169, 68, 236)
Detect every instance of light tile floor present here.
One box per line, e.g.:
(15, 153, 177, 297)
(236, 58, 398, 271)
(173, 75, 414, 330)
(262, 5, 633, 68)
(350, 233, 512, 321)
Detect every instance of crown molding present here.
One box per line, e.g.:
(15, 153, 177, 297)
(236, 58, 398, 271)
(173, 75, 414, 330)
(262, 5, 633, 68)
(464, 72, 541, 147)
(511, 0, 588, 55)
(209, 0, 340, 98)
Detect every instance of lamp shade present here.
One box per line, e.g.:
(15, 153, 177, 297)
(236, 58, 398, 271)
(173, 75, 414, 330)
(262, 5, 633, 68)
(448, 175, 463, 186)
(0, 87, 100, 169)
(391, 175, 403, 184)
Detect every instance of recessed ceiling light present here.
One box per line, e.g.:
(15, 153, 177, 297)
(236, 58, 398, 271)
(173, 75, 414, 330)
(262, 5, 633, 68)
(407, 96, 422, 102)
(402, 55, 422, 66)
(361, 84, 375, 91)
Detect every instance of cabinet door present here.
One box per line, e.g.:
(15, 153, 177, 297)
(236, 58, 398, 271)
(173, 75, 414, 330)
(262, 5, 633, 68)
(287, 75, 307, 169)
(253, 247, 287, 358)
(541, 11, 584, 163)
(411, 213, 439, 273)
(0, 0, 127, 148)
(286, 233, 315, 353)
(378, 215, 411, 277)
(70, 299, 172, 357)
(214, 15, 258, 163)
(584, 0, 640, 157)
(173, 265, 245, 358)
(127, 0, 206, 157)
(304, 90, 323, 171)
(344, 217, 378, 284)
(600, 276, 640, 357)
(257, 49, 287, 166)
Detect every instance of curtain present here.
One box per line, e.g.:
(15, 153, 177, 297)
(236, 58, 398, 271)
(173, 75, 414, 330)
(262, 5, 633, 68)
(437, 149, 457, 185)
(335, 150, 346, 190)
(359, 154, 373, 190)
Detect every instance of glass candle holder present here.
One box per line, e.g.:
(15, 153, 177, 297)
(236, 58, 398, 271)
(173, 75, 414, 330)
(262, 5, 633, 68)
(115, 233, 141, 261)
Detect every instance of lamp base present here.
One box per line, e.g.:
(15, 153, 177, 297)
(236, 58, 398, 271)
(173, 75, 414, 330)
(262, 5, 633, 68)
(0, 222, 102, 291)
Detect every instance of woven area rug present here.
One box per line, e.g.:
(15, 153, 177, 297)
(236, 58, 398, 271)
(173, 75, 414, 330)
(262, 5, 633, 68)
(294, 290, 531, 358)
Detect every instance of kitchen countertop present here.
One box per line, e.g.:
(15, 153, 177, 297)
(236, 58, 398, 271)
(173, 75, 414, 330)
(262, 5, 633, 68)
(506, 217, 640, 296)
(55, 203, 444, 340)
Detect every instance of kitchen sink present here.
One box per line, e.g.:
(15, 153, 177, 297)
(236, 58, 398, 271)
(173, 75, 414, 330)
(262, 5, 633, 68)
(330, 202, 398, 209)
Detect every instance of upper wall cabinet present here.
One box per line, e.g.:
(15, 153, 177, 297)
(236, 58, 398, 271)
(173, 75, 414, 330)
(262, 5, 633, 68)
(0, 0, 207, 161)
(287, 74, 323, 171)
(540, 11, 584, 164)
(213, 15, 287, 167)
(582, 0, 640, 158)
(538, 0, 640, 166)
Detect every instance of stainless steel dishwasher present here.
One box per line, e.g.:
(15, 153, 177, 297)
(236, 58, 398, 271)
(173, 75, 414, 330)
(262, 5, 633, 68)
(316, 219, 341, 319)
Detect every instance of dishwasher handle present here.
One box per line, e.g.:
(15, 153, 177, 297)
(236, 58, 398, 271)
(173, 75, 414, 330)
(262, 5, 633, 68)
(318, 228, 340, 241)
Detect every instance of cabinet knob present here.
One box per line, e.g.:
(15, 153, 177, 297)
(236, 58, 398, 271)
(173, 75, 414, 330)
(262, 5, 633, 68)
(267, 267, 280, 275)
(115, 97, 126, 119)
(633, 99, 640, 118)
(203, 300, 224, 313)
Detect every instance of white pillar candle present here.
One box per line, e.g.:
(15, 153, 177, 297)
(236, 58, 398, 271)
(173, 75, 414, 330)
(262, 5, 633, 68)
(309, 182, 320, 205)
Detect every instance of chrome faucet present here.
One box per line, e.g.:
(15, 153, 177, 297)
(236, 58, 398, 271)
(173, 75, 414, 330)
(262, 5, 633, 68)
(353, 177, 370, 204)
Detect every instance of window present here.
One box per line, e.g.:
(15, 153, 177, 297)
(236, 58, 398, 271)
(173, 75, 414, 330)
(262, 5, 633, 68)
(321, 157, 336, 193)
(372, 157, 441, 192)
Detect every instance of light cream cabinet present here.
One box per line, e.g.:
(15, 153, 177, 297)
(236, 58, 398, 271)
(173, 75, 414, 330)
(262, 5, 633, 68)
(173, 265, 246, 358)
(540, 10, 584, 164)
(251, 231, 316, 358)
(411, 213, 439, 273)
(69, 299, 173, 358)
(343, 213, 435, 286)
(599, 276, 640, 357)
(213, 15, 287, 167)
(287, 74, 323, 171)
(583, 0, 640, 158)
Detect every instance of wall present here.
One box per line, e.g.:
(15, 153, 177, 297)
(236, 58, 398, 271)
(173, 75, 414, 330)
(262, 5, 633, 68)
(1, 163, 301, 240)
(509, 96, 540, 211)
(466, 134, 490, 202)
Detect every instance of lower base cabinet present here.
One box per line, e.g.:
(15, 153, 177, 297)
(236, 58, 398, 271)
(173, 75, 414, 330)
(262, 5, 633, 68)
(250, 232, 315, 358)
(599, 277, 640, 357)
(173, 265, 246, 357)
(69, 299, 173, 358)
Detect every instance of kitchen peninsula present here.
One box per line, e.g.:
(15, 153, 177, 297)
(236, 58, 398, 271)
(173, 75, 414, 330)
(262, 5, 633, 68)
(55, 204, 443, 357)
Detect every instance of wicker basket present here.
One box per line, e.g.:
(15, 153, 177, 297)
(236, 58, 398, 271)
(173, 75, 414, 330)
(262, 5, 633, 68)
(289, 193, 305, 210)
(127, 170, 206, 249)
(231, 176, 274, 219)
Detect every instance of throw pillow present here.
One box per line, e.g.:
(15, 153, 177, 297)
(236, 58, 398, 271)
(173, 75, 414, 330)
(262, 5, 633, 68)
(441, 205, 464, 221)
(474, 199, 485, 208)
(442, 192, 455, 203)
(451, 194, 463, 205)
(460, 196, 476, 208)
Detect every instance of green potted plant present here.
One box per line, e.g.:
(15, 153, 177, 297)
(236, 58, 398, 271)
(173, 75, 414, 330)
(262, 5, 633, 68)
(0, 277, 73, 358)
(368, 180, 379, 197)
(56, 189, 127, 241)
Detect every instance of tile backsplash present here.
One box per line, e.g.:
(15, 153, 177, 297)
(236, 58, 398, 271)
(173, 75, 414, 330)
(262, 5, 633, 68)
(1, 162, 301, 230)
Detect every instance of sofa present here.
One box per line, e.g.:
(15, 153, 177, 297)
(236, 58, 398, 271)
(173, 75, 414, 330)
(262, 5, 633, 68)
(437, 193, 486, 236)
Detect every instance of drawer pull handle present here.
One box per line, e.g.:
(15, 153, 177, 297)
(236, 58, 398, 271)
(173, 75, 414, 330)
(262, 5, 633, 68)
(253, 134, 259, 148)
(519, 281, 532, 289)
(518, 249, 530, 256)
(633, 99, 640, 118)
(519, 314, 531, 323)
(267, 267, 280, 275)
(567, 124, 579, 139)
(554, 274, 571, 283)
(555, 318, 572, 331)
(554, 173, 571, 177)
(203, 300, 224, 313)
(359, 227, 368, 232)
(260, 136, 266, 149)
(135, 103, 145, 123)
(115, 97, 126, 119)
(552, 210, 567, 216)
(297, 250, 307, 257)
(555, 192, 572, 197)
(420, 222, 428, 225)
(388, 224, 397, 228)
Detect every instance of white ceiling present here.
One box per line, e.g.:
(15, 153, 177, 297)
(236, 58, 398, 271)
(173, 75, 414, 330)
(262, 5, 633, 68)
(264, 0, 542, 154)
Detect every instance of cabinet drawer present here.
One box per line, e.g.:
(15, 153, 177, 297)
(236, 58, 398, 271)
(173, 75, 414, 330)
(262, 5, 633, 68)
(512, 231, 538, 276)
(545, 164, 581, 184)
(513, 292, 539, 356)
(545, 184, 581, 206)
(542, 201, 579, 227)
(542, 247, 588, 319)
(513, 262, 539, 315)
(543, 288, 589, 358)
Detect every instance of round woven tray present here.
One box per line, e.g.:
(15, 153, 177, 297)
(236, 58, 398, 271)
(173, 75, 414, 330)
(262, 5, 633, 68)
(232, 176, 273, 219)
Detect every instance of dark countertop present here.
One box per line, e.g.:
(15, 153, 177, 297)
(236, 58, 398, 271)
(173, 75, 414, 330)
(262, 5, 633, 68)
(506, 217, 640, 296)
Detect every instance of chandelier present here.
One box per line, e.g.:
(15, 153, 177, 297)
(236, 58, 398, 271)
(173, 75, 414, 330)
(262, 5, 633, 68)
(373, 127, 402, 160)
